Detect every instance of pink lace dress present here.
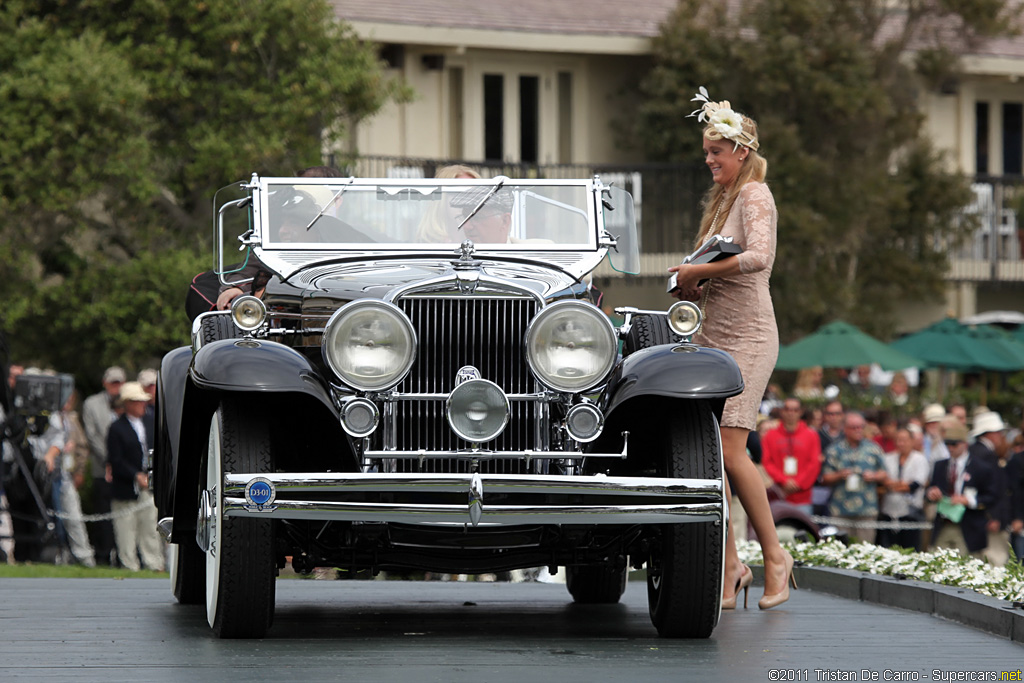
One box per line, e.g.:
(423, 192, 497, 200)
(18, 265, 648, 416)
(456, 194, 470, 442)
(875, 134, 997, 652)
(692, 181, 779, 430)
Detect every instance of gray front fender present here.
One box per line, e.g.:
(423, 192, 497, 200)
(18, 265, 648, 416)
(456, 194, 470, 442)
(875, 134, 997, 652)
(600, 343, 744, 419)
(191, 338, 333, 411)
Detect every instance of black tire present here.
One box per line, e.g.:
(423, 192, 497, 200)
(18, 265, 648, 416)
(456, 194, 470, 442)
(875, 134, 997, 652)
(646, 401, 724, 638)
(566, 564, 628, 604)
(204, 400, 276, 638)
(622, 314, 680, 357)
(171, 539, 206, 605)
(200, 313, 243, 344)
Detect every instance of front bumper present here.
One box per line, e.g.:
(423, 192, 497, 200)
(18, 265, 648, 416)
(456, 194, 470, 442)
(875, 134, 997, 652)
(221, 472, 725, 527)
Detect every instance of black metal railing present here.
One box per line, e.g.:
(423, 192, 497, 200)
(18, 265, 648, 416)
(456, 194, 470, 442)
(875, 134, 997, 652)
(341, 156, 1024, 282)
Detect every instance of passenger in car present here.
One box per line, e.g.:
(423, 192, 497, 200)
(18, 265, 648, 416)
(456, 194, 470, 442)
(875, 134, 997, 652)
(216, 166, 344, 311)
(416, 165, 482, 243)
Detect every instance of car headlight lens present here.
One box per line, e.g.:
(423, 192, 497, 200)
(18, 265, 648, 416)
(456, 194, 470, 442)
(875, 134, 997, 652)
(231, 296, 267, 332)
(525, 300, 618, 392)
(322, 300, 417, 391)
(667, 301, 702, 337)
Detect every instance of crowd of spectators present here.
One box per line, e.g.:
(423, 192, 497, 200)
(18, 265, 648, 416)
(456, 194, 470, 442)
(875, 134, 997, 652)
(755, 366, 1024, 566)
(1, 364, 165, 571)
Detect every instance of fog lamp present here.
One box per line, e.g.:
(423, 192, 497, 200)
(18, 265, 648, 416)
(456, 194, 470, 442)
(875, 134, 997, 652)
(340, 398, 379, 438)
(565, 403, 604, 443)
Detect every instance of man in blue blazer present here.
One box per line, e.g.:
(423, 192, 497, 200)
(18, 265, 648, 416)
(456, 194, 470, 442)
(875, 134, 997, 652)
(106, 382, 164, 572)
(926, 419, 999, 557)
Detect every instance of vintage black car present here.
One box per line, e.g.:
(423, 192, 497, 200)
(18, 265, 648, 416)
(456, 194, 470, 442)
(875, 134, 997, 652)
(154, 175, 743, 639)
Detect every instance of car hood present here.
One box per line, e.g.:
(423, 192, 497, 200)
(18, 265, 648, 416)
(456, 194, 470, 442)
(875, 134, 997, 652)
(264, 256, 586, 306)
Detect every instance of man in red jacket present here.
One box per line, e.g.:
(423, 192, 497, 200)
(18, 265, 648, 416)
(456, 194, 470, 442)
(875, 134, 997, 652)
(762, 397, 822, 514)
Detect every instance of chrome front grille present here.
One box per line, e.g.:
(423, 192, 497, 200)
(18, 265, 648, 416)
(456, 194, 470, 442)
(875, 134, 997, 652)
(392, 295, 542, 473)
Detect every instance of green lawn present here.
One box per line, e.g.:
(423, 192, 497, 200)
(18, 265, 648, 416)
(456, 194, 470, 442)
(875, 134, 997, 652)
(0, 563, 168, 579)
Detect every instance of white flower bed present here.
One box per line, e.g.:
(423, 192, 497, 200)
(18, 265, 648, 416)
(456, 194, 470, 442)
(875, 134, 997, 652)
(737, 538, 1024, 602)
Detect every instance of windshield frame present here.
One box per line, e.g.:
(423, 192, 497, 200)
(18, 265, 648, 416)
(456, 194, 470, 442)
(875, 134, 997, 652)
(253, 177, 600, 251)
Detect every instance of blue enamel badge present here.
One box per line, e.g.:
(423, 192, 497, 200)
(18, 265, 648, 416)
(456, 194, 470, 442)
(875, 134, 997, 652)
(243, 477, 277, 512)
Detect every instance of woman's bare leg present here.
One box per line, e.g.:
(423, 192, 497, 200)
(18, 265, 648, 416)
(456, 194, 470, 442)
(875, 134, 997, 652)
(720, 426, 789, 597)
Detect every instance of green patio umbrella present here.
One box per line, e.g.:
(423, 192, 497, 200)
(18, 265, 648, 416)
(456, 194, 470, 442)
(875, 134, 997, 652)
(890, 317, 1021, 372)
(775, 320, 921, 371)
(970, 324, 1024, 369)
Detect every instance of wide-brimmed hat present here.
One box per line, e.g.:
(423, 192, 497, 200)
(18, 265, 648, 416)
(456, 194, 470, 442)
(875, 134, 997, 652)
(119, 381, 150, 403)
(970, 410, 1006, 438)
(943, 420, 968, 443)
(922, 404, 945, 424)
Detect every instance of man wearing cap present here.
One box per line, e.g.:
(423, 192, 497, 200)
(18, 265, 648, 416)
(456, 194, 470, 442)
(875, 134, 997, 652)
(970, 410, 1010, 566)
(920, 404, 950, 465)
(926, 419, 999, 558)
(82, 366, 126, 565)
(106, 382, 164, 572)
(137, 368, 158, 420)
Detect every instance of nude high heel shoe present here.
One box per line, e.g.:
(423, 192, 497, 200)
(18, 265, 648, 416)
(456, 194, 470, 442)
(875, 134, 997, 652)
(758, 551, 797, 610)
(722, 564, 753, 610)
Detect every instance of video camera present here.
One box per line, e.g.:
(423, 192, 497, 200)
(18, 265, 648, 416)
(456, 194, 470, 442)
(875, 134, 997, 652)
(12, 373, 73, 425)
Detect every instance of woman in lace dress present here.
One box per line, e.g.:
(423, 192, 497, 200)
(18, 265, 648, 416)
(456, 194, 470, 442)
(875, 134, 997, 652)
(668, 89, 793, 610)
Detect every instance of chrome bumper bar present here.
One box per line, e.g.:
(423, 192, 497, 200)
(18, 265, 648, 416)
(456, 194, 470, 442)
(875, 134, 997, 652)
(222, 472, 724, 527)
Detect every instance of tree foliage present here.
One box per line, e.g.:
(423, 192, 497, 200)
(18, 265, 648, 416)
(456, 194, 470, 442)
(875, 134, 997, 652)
(0, 0, 406, 390)
(628, 0, 1018, 341)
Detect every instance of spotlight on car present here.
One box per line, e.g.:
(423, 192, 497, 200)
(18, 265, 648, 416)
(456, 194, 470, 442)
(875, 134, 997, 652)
(230, 295, 267, 332)
(667, 300, 702, 337)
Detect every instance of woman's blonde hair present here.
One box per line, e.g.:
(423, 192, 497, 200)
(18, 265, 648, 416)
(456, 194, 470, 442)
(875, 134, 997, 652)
(693, 115, 768, 249)
(435, 164, 481, 180)
(415, 165, 483, 242)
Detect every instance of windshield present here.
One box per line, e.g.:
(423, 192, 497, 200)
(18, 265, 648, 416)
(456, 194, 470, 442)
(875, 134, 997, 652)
(257, 180, 595, 249)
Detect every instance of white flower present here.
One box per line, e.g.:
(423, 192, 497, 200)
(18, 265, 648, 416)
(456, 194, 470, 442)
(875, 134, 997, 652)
(709, 107, 744, 139)
(738, 538, 1024, 602)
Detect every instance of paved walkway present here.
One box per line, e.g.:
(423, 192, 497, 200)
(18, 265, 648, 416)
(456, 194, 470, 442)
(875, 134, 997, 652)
(1, 578, 1020, 682)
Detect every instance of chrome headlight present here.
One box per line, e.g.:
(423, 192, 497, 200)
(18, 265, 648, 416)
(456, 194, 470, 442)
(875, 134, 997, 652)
(230, 296, 267, 332)
(322, 300, 417, 391)
(667, 300, 702, 337)
(525, 300, 618, 392)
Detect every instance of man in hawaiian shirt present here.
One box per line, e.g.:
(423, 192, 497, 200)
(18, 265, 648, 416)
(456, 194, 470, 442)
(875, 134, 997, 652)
(822, 411, 887, 543)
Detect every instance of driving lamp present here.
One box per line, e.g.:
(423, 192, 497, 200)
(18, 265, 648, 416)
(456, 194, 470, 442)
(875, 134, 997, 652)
(230, 296, 267, 332)
(446, 379, 509, 443)
(667, 301, 702, 337)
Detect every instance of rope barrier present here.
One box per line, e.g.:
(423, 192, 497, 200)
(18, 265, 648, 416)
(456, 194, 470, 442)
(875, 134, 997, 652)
(811, 515, 933, 530)
(47, 499, 153, 523)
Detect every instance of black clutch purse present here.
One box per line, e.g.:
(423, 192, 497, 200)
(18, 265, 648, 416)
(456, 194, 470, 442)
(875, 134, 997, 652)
(667, 235, 743, 293)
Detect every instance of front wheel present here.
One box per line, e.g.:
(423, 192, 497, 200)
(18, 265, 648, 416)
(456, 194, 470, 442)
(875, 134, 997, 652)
(646, 401, 724, 638)
(202, 400, 276, 638)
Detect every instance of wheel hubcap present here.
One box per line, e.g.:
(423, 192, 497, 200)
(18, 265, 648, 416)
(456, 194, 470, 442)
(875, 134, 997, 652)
(196, 488, 215, 552)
